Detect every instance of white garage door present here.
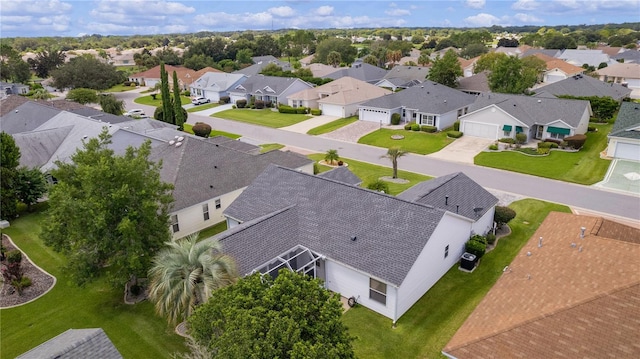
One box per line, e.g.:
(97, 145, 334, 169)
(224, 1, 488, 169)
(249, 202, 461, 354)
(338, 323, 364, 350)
(321, 104, 344, 117)
(615, 142, 640, 161)
(462, 121, 499, 139)
(359, 108, 390, 124)
(545, 74, 565, 83)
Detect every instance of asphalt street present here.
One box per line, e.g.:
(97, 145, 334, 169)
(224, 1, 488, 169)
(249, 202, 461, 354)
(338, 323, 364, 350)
(115, 91, 640, 223)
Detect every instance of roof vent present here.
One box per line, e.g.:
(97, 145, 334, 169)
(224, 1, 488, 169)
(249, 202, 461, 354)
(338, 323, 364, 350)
(513, 104, 516, 106)
(175, 135, 179, 139)
(445, 196, 449, 205)
(175, 142, 183, 147)
(169, 140, 175, 145)
(537, 99, 542, 103)
(350, 236, 357, 242)
(209, 185, 213, 188)
(456, 205, 459, 213)
(214, 165, 217, 169)
(444, 100, 447, 103)
(177, 136, 185, 142)
(83, 135, 88, 139)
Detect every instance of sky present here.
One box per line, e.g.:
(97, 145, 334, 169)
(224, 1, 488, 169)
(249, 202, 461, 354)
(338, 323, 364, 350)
(1, 0, 639, 38)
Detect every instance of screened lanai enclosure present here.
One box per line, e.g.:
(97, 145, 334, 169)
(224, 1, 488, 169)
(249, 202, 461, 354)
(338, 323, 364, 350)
(253, 245, 325, 282)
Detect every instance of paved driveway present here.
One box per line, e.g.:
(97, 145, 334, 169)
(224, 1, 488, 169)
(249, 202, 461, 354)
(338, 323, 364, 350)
(594, 159, 640, 196)
(319, 121, 380, 142)
(281, 115, 339, 134)
(427, 136, 494, 164)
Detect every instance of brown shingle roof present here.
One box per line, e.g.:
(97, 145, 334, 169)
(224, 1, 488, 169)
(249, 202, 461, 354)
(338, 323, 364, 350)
(533, 53, 584, 75)
(444, 212, 640, 359)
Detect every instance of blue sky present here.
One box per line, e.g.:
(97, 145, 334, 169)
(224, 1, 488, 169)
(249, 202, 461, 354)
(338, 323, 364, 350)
(1, 0, 638, 38)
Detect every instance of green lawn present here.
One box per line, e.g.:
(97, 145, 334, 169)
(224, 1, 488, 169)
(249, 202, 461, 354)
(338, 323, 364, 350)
(0, 204, 186, 359)
(134, 94, 191, 108)
(187, 103, 218, 113)
(307, 116, 358, 135)
(213, 108, 312, 128)
(103, 84, 138, 93)
(178, 221, 228, 241)
(308, 154, 430, 195)
(475, 124, 612, 185)
(342, 199, 571, 359)
(182, 123, 241, 139)
(358, 129, 455, 155)
(260, 143, 285, 153)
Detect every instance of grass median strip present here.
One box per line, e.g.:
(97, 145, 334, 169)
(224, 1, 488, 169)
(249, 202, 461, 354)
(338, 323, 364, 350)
(358, 128, 454, 155)
(307, 116, 358, 135)
(213, 108, 311, 128)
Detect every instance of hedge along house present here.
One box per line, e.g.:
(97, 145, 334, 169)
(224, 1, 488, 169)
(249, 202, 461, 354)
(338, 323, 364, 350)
(215, 166, 497, 324)
(459, 93, 591, 142)
(227, 75, 314, 107)
(358, 81, 476, 128)
(148, 136, 313, 239)
(189, 72, 248, 103)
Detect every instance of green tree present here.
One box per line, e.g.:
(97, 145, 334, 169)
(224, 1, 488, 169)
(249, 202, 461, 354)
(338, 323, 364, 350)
(367, 179, 389, 193)
(51, 55, 124, 90)
(32, 88, 51, 100)
(418, 53, 431, 66)
(148, 233, 237, 325)
(28, 48, 66, 78)
(326, 51, 342, 67)
(66, 88, 98, 104)
(460, 43, 489, 59)
(172, 71, 185, 130)
(188, 270, 355, 359)
(474, 52, 508, 74)
(0, 132, 21, 219)
(41, 130, 174, 287)
(489, 56, 543, 94)
(160, 62, 174, 125)
(315, 38, 358, 65)
(381, 147, 408, 179)
(0, 52, 31, 84)
(494, 206, 516, 228)
(99, 94, 125, 115)
(235, 48, 253, 65)
(362, 54, 379, 66)
(427, 49, 462, 88)
(15, 167, 47, 211)
(324, 149, 339, 165)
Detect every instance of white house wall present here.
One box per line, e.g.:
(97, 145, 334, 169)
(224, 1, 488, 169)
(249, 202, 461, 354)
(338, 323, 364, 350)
(171, 188, 245, 239)
(324, 259, 397, 320)
(460, 107, 524, 140)
(396, 213, 472, 319)
(435, 110, 459, 130)
(280, 81, 315, 106)
(471, 207, 496, 237)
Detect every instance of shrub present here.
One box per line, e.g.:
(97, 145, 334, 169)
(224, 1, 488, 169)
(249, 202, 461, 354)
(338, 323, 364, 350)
(538, 141, 553, 149)
(232, 105, 237, 109)
(367, 179, 389, 193)
(465, 237, 486, 259)
(453, 120, 460, 131)
(182, 90, 191, 97)
(447, 130, 463, 138)
(278, 105, 296, 114)
(564, 134, 587, 149)
(411, 123, 421, 131)
(310, 109, 322, 115)
(544, 138, 562, 145)
(494, 206, 516, 228)
(404, 123, 413, 130)
(420, 125, 437, 133)
(486, 233, 496, 245)
(587, 125, 596, 132)
(295, 107, 307, 114)
(537, 148, 550, 155)
(391, 113, 401, 125)
(499, 137, 516, 144)
(12, 276, 32, 295)
(489, 144, 499, 151)
(313, 162, 320, 175)
(337, 160, 344, 166)
(7, 250, 22, 264)
(236, 99, 247, 108)
(192, 122, 212, 138)
(123, 81, 133, 86)
(255, 100, 265, 109)
(265, 101, 273, 108)
(515, 132, 527, 144)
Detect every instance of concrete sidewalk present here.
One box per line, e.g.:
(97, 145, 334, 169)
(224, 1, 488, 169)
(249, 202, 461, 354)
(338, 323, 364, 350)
(281, 115, 339, 134)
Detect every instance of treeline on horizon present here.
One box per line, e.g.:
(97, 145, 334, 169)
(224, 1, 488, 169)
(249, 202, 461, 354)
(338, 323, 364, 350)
(1, 22, 639, 53)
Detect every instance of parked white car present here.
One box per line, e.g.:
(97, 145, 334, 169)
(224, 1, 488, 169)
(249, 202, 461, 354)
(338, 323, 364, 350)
(191, 96, 210, 105)
(124, 109, 146, 117)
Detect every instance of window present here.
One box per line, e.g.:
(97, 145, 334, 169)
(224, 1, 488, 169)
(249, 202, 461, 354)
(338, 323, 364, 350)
(369, 278, 387, 305)
(445, 245, 449, 258)
(215, 199, 221, 209)
(550, 132, 566, 139)
(170, 215, 179, 233)
(422, 114, 435, 126)
(202, 204, 210, 221)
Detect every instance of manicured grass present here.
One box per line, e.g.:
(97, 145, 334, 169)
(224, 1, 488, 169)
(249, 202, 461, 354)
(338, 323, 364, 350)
(213, 108, 311, 128)
(0, 204, 186, 359)
(358, 128, 455, 155)
(475, 124, 612, 185)
(179, 221, 228, 240)
(104, 84, 138, 92)
(308, 154, 431, 195)
(134, 94, 191, 108)
(260, 143, 285, 153)
(187, 103, 218, 113)
(182, 123, 241, 139)
(342, 199, 571, 359)
(307, 116, 359, 135)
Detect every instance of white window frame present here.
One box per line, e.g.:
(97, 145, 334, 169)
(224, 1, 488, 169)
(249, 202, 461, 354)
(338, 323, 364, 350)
(170, 214, 179, 233)
(369, 278, 387, 305)
(215, 198, 221, 209)
(445, 244, 449, 259)
(203, 204, 210, 221)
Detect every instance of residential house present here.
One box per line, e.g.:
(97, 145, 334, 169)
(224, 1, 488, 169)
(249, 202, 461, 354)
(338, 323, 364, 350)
(317, 166, 362, 186)
(305, 63, 344, 78)
(595, 63, 640, 93)
(521, 49, 562, 59)
(287, 77, 391, 117)
(458, 57, 479, 78)
(17, 328, 122, 359)
(299, 54, 315, 67)
(457, 71, 490, 95)
(189, 72, 248, 102)
(228, 75, 313, 106)
(535, 74, 632, 101)
(529, 53, 584, 84)
(605, 101, 640, 161)
(358, 81, 476, 128)
(397, 48, 422, 66)
(430, 47, 459, 60)
(491, 45, 532, 57)
(459, 93, 591, 142)
(442, 212, 640, 359)
(128, 65, 221, 90)
(217, 166, 497, 324)
(323, 62, 388, 84)
(556, 49, 615, 68)
(595, 45, 624, 57)
(1, 82, 29, 97)
(375, 65, 428, 91)
(234, 55, 292, 77)
(611, 49, 640, 64)
(149, 136, 313, 238)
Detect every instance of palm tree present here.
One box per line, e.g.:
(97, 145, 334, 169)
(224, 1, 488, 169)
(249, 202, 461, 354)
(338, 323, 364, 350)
(381, 147, 408, 179)
(324, 149, 339, 165)
(148, 233, 237, 325)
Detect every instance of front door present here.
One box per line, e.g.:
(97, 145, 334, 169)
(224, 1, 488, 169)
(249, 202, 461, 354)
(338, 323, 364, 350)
(536, 125, 544, 139)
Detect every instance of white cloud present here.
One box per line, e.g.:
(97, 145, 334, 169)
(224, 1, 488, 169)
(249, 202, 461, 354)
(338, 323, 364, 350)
(465, 0, 486, 9)
(385, 9, 411, 16)
(464, 13, 501, 26)
(1, 15, 33, 24)
(314, 5, 334, 16)
(194, 12, 273, 28)
(1, 0, 72, 15)
(465, 12, 545, 26)
(512, 0, 540, 10)
(513, 13, 544, 23)
(92, 0, 195, 16)
(268, 6, 295, 17)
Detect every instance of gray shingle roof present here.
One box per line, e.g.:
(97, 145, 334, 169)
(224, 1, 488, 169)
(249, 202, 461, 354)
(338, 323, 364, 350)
(317, 166, 362, 185)
(16, 328, 122, 359)
(13, 126, 72, 168)
(324, 63, 388, 83)
(557, 49, 614, 67)
(150, 137, 312, 212)
(535, 74, 632, 101)
(609, 101, 640, 140)
(208, 135, 260, 154)
(219, 165, 450, 286)
(467, 93, 591, 128)
(522, 49, 562, 59)
(360, 80, 476, 114)
(190, 72, 247, 91)
(383, 65, 429, 82)
(397, 172, 498, 220)
(234, 56, 292, 77)
(457, 71, 490, 94)
(0, 101, 63, 134)
(230, 75, 307, 96)
(67, 107, 132, 124)
(612, 49, 640, 63)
